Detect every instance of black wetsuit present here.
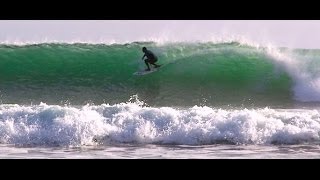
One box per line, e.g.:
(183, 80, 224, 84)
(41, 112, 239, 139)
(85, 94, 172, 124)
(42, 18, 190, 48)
(143, 49, 160, 70)
(143, 50, 158, 63)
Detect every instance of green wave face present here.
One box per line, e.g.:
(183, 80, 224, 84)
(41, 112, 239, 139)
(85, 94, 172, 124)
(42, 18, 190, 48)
(0, 42, 312, 107)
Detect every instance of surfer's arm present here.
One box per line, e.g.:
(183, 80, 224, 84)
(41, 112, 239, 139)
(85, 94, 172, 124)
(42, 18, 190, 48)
(142, 54, 146, 60)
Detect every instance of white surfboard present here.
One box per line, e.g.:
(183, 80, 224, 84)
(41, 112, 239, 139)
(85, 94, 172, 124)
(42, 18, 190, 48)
(133, 64, 164, 76)
(133, 68, 158, 76)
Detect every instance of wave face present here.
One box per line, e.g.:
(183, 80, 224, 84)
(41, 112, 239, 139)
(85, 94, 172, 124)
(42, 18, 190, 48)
(1, 102, 320, 147)
(0, 42, 320, 107)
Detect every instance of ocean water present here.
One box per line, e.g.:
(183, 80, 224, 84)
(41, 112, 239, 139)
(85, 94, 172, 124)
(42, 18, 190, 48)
(1, 41, 320, 158)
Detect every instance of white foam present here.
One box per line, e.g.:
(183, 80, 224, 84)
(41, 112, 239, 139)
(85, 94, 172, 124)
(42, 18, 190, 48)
(1, 100, 320, 146)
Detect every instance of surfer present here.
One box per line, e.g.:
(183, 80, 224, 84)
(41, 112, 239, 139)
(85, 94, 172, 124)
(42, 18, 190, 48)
(142, 47, 161, 71)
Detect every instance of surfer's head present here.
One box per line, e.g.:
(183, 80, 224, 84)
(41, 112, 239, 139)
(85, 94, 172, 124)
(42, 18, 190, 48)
(142, 47, 147, 52)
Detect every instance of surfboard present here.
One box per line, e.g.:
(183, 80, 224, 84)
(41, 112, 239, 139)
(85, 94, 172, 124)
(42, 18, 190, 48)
(133, 64, 163, 76)
(133, 68, 158, 76)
